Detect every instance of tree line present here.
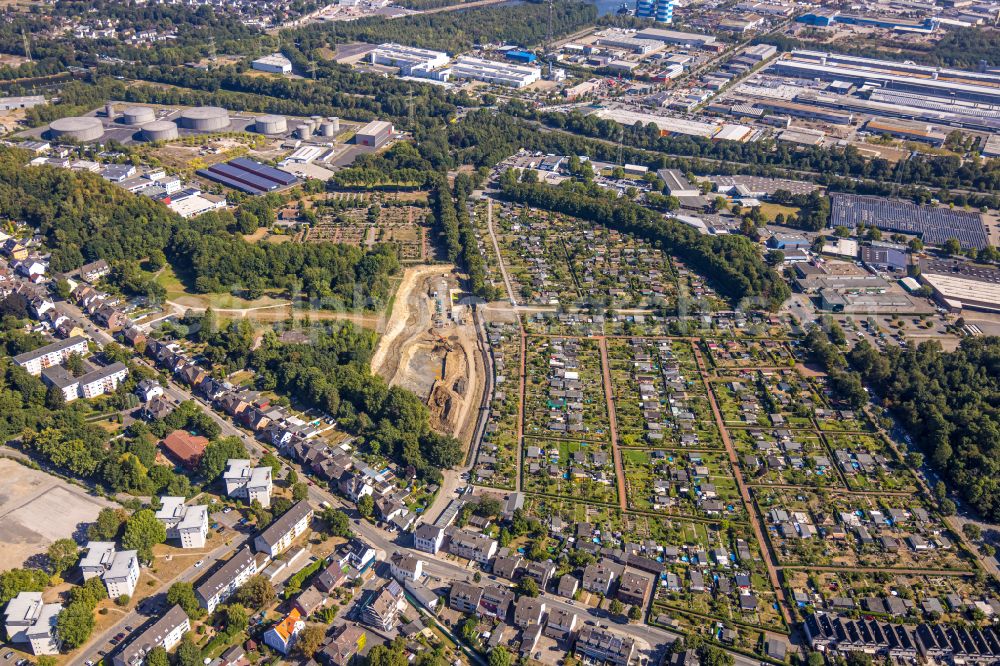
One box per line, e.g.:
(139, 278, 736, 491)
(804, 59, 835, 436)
(849, 337, 1000, 522)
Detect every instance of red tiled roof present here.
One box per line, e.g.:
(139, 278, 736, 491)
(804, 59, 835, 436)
(160, 430, 209, 467)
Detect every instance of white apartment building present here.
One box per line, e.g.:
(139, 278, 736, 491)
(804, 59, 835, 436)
(112, 604, 190, 666)
(3, 593, 62, 656)
(448, 56, 542, 88)
(80, 542, 141, 598)
(195, 547, 257, 613)
(79, 362, 129, 399)
(253, 500, 313, 557)
(412, 524, 445, 554)
(389, 552, 424, 582)
(13, 336, 88, 375)
(155, 497, 208, 549)
(223, 459, 273, 508)
(104, 550, 141, 599)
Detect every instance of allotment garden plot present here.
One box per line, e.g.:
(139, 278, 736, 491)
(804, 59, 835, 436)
(473, 322, 521, 489)
(607, 338, 722, 449)
(755, 487, 972, 571)
(522, 336, 617, 504)
(485, 203, 678, 308)
(300, 193, 431, 262)
(784, 569, 986, 625)
(711, 368, 824, 429)
(824, 432, 919, 493)
(731, 428, 843, 488)
(702, 339, 795, 369)
(622, 448, 744, 519)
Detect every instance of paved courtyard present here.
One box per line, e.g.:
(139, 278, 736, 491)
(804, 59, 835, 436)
(0, 458, 119, 570)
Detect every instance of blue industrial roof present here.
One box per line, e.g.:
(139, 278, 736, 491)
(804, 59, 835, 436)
(229, 157, 297, 186)
(505, 50, 537, 63)
(208, 162, 280, 192)
(196, 168, 263, 195)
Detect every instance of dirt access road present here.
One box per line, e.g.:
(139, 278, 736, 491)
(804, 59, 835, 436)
(371, 264, 486, 450)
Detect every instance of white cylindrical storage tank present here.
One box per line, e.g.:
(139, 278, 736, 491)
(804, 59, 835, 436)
(105, 103, 116, 118)
(48, 116, 104, 142)
(318, 122, 335, 137)
(296, 124, 312, 140)
(255, 114, 287, 134)
(177, 106, 230, 131)
(123, 106, 156, 125)
(141, 120, 179, 142)
(328, 116, 340, 132)
(310, 115, 323, 129)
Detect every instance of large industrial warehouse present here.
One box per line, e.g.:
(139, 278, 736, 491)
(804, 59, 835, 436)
(919, 258, 1000, 312)
(830, 193, 988, 250)
(354, 120, 393, 147)
(197, 157, 298, 194)
(770, 51, 1000, 106)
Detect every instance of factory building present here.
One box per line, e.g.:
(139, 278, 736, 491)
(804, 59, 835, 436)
(636, 0, 675, 23)
(595, 33, 663, 54)
(197, 157, 298, 195)
(770, 52, 1000, 106)
(448, 56, 542, 88)
(252, 53, 293, 74)
(505, 50, 538, 64)
(864, 119, 946, 145)
(370, 43, 450, 77)
(635, 27, 717, 47)
(354, 120, 393, 148)
(755, 99, 853, 124)
(0, 95, 45, 111)
(918, 258, 1000, 313)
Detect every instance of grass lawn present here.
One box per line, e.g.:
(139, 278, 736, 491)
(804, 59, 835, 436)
(154, 264, 290, 311)
(757, 203, 800, 222)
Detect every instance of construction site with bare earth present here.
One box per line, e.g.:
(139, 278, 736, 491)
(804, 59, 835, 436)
(371, 264, 486, 449)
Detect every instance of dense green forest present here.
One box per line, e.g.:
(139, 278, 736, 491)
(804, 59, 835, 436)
(499, 171, 790, 309)
(0, 147, 400, 309)
(848, 338, 1000, 522)
(290, 1, 596, 53)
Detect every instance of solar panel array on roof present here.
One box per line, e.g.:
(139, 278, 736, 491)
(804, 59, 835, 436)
(196, 167, 262, 194)
(229, 157, 298, 186)
(197, 157, 299, 195)
(830, 193, 987, 250)
(211, 162, 281, 193)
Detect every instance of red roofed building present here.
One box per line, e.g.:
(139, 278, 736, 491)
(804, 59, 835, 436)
(160, 430, 209, 469)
